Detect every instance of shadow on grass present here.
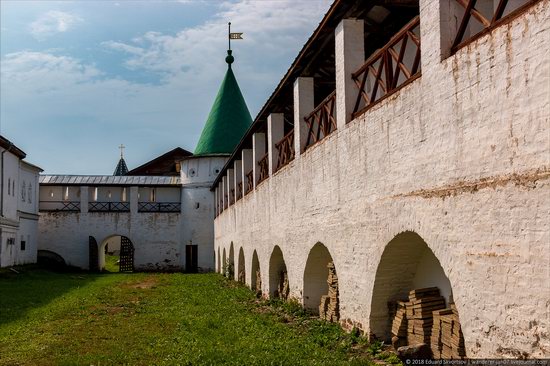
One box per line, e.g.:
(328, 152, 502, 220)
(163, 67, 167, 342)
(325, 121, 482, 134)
(0, 265, 102, 326)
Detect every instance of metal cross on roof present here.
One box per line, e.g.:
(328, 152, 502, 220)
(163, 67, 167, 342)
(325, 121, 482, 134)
(119, 144, 125, 158)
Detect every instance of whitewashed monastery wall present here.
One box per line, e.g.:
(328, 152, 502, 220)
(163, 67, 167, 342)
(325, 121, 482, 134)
(214, 0, 549, 358)
(39, 210, 184, 271)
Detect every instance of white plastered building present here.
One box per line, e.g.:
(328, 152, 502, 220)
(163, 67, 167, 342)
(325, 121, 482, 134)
(0, 135, 42, 267)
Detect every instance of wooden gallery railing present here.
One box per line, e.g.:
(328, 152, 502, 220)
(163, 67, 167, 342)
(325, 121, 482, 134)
(245, 170, 254, 195)
(304, 90, 337, 150)
(451, 0, 537, 52)
(258, 153, 269, 184)
(275, 130, 295, 171)
(352, 16, 421, 119)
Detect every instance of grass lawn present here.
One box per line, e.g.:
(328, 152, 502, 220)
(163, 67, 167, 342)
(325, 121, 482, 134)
(104, 254, 120, 272)
(0, 267, 400, 366)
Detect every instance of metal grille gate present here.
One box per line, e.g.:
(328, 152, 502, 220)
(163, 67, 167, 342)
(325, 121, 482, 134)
(119, 236, 134, 272)
(89, 236, 99, 272)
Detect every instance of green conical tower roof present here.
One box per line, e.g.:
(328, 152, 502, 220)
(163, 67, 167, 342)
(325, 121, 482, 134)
(194, 50, 253, 156)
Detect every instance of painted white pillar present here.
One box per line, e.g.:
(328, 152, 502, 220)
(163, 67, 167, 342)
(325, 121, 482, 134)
(267, 113, 285, 175)
(221, 176, 227, 210)
(293, 77, 315, 156)
(130, 186, 138, 214)
(214, 186, 219, 216)
(227, 168, 234, 205)
(234, 160, 243, 199)
(217, 183, 222, 214)
(80, 186, 89, 213)
(242, 149, 253, 194)
(335, 18, 364, 129)
(252, 133, 266, 188)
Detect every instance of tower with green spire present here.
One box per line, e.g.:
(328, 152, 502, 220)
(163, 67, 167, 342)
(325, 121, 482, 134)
(194, 49, 253, 156)
(178, 36, 252, 272)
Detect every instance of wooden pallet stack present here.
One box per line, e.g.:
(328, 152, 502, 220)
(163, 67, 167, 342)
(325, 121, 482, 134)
(431, 304, 465, 358)
(406, 287, 446, 346)
(319, 261, 339, 322)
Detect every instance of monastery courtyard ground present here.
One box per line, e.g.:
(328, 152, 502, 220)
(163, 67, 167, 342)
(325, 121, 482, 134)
(0, 267, 400, 366)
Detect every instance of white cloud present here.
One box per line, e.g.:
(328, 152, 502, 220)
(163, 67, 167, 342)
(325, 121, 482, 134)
(1, 0, 331, 174)
(1, 51, 101, 93)
(100, 0, 331, 80)
(29, 11, 82, 40)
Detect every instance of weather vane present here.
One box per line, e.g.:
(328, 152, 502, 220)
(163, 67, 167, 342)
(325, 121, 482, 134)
(228, 22, 243, 51)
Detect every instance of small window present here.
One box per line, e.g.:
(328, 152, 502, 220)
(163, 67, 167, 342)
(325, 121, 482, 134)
(21, 181, 26, 202)
(64, 186, 69, 201)
(21, 238, 26, 251)
(150, 188, 156, 202)
(50, 190, 54, 198)
(7, 238, 15, 246)
(28, 183, 32, 203)
(7, 178, 10, 195)
(12, 180, 15, 196)
(93, 187, 98, 202)
(122, 187, 127, 202)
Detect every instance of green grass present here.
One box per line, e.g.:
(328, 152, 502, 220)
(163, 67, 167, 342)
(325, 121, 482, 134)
(0, 267, 399, 366)
(104, 254, 119, 272)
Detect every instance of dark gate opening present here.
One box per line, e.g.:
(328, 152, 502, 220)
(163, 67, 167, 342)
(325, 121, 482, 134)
(119, 236, 134, 272)
(186, 245, 198, 273)
(89, 236, 99, 272)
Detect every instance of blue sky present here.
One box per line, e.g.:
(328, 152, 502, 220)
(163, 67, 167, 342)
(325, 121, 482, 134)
(0, 0, 330, 174)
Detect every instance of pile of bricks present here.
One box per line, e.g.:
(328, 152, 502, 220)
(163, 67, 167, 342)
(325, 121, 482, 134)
(319, 261, 339, 322)
(391, 301, 408, 340)
(276, 270, 289, 300)
(238, 270, 245, 283)
(255, 269, 262, 295)
(407, 287, 446, 345)
(431, 303, 466, 359)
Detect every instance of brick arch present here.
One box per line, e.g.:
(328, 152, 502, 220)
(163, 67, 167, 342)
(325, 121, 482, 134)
(250, 249, 261, 294)
(303, 242, 337, 317)
(268, 245, 289, 299)
(237, 247, 246, 283)
(369, 231, 454, 341)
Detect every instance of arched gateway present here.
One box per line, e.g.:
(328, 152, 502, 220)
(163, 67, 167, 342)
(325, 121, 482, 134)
(89, 235, 135, 272)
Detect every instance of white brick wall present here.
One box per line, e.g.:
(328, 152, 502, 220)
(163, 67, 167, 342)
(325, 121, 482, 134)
(214, 0, 550, 358)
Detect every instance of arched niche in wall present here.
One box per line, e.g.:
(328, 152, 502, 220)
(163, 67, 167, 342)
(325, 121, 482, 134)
(268, 245, 289, 300)
(251, 250, 261, 296)
(238, 247, 246, 283)
(369, 231, 455, 343)
(303, 242, 339, 321)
